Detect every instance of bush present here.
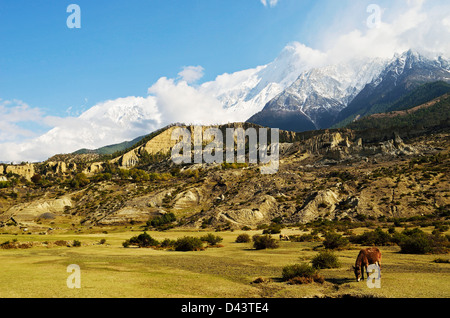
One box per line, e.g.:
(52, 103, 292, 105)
(323, 232, 349, 250)
(311, 251, 340, 269)
(349, 227, 393, 246)
(160, 238, 176, 249)
(252, 235, 279, 250)
(72, 240, 81, 247)
(397, 229, 449, 254)
(262, 223, 283, 235)
(282, 263, 324, 284)
(235, 234, 251, 243)
(200, 233, 223, 246)
(123, 232, 159, 248)
(174, 236, 204, 251)
(148, 213, 176, 229)
(70, 173, 90, 189)
(289, 233, 321, 242)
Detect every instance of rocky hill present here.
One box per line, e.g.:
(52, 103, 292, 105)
(0, 121, 448, 233)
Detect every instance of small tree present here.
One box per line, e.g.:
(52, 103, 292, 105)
(174, 236, 204, 251)
(253, 235, 279, 250)
(262, 223, 283, 235)
(311, 251, 340, 269)
(323, 232, 349, 250)
(235, 234, 251, 243)
(200, 233, 223, 246)
(123, 232, 159, 248)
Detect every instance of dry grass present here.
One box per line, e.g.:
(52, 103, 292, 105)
(0, 228, 449, 298)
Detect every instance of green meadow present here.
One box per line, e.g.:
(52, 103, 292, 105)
(0, 228, 449, 298)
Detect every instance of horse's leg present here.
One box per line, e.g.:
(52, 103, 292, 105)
(378, 260, 381, 277)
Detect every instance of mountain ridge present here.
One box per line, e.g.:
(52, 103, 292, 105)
(247, 50, 450, 132)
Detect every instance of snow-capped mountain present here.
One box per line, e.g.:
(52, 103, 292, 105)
(248, 50, 450, 132)
(335, 50, 450, 126)
(201, 42, 327, 121)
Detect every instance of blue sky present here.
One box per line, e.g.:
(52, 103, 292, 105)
(0, 0, 324, 117)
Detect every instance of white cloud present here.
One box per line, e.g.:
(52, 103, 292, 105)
(317, 0, 450, 62)
(261, 0, 279, 8)
(0, 99, 46, 143)
(0, 96, 162, 163)
(148, 76, 234, 126)
(177, 66, 205, 84)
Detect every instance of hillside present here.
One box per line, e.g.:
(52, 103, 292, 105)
(0, 120, 449, 233)
(347, 90, 450, 132)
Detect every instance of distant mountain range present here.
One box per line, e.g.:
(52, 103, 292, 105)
(247, 50, 450, 132)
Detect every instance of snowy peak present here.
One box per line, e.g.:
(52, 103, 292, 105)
(248, 49, 450, 132)
(202, 42, 327, 121)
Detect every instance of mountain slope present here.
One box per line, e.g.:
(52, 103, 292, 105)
(346, 91, 450, 132)
(334, 50, 450, 127)
(246, 57, 388, 131)
(73, 135, 146, 155)
(248, 50, 450, 133)
(202, 42, 327, 121)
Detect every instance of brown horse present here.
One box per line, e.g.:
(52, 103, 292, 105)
(353, 247, 382, 282)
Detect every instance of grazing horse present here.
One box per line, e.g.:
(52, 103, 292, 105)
(353, 247, 382, 282)
(279, 234, 289, 241)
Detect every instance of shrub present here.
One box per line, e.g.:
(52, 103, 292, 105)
(433, 258, 450, 263)
(282, 263, 324, 284)
(174, 236, 204, 251)
(70, 173, 90, 188)
(262, 223, 283, 235)
(148, 213, 176, 229)
(200, 233, 223, 246)
(311, 251, 340, 269)
(349, 227, 393, 246)
(289, 233, 321, 242)
(54, 240, 68, 246)
(0, 241, 14, 249)
(123, 232, 159, 248)
(323, 232, 349, 250)
(252, 235, 279, 250)
(395, 228, 449, 254)
(235, 234, 251, 243)
(72, 240, 81, 247)
(160, 238, 176, 249)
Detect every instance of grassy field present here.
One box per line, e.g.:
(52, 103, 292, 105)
(0, 228, 449, 298)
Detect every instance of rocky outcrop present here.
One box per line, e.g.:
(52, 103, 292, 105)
(44, 161, 76, 175)
(83, 162, 105, 175)
(5, 164, 35, 181)
(4, 196, 72, 221)
(293, 190, 341, 224)
(173, 189, 202, 210)
(111, 126, 180, 168)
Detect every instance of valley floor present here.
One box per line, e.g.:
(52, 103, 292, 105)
(0, 228, 448, 298)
